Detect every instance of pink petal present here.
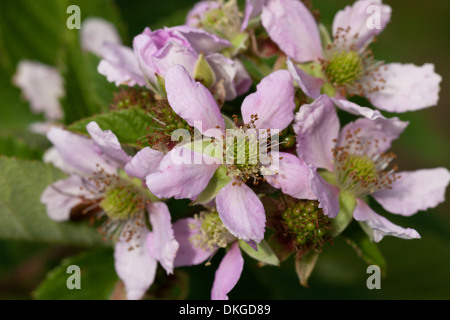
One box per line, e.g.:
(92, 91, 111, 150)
(372, 168, 450, 216)
(233, 59, 253, 97)
(353, 198, 420, 243)
(80, 17, 122, 56)
(241, 70, 295, 130)
(13, 60, 64, 121)
(211, 242, 244, 300)
(207, 54, 252, 101)
(86, 122, 131, 167)
(293, 95, 339, 171)
(124, 147, 165, 181)
(265, 152, 317, 199)
(97, 43, 147, 87)
(287, 58, 323, 99)
(114, 223, 157, 300)
(146, 202, 179, 274)
(47, 127, 117, 175)
(132, 30, 161, 85)
(338, 116, 408, 155)
(173, 218, 213, 267)
(146, 147, 221, 200)
(242, 0, 266, 31)
(186, 1, 221, 27)
(216, 181, 266, 243)
(332, 0, 391, 49)
(310, 168, 340, 218)
(170, 26, 231, 54)
(150, 41, 198, 80)
(43, 147, 78, 175)
(331, 98, 385, 120)
(365, 63, 442, 112)
(165, 64, 225, 136)
(261, 0, 323, 62)
(40, 175, 97, 222)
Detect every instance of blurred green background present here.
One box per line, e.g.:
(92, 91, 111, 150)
(0, 0, 448, 299)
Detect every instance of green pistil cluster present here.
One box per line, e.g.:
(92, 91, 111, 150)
(112, 87, 154, 110)
(100, 180, 147, 221)
(340, 154, 377, 186)
(224, 128, 263, 183)
(190, 211, 235, 252)
(325, 50, 363, 86)
(280, 128, 296, 150)
(233, 135, 259, 172)
(141, 100, 193, 149)
(202, 8, 227, 36)
(157, 106, 192, 134)
(199, 0, 248, 54)
(281, 200, 330, 249)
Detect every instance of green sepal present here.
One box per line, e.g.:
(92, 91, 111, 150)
(238, 239, 280, 266)
(342, 221, 387, 276)
(192, 166, 231, 205)
(330, 191, 357, 237)
(295, 249, 320, 288)
(194, 53, 216, 88)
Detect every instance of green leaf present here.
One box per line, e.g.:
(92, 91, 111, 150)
(33, 248, 118, 300)
(0, 0, 125, 125)
(67, 108, 152, 147)
(0, 0, 125, 76)
(59, 47, 116, 124)
(0, 156, 106, 246)
(0, 0, 68, 74)
(0, 135, 43, 160)
(0, 70, 44, 131)
(330, 191, 356, 237)
(238, 239, 280, 266)
(295, 249, 320, 288)
(342, 222, 387, 276)
(193, 166, 231, 205)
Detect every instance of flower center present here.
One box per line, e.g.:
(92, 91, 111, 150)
(197, 0, 248, 54)
(190, 210, 235, 252)
(321, 26, 387, 97)
(223, 114, 275, 185)
(100, 180, 147, 221)
(140, 99, 193, 151)
(324, 50, 363, 86)
(333, 129, 401, 198)
(281, 199, 330, 249)
(112, 87, 154, 110)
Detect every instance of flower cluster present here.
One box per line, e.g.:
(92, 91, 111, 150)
(28, 0, 449, 300)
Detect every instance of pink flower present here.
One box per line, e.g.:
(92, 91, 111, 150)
(98, 26, 251, 100)
(41, 122, 178, 300)
(13, 60, 64, 121)
(146, 64, 315, 243)
(171, 213, 244, 300)
(262, 0, 441, 112)
(294, 95, 450, 241)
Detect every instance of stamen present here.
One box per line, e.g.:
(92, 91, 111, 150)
(224, 114, 276, 184)
(333, 128, 401, 197)
(320, 26, 386, 97)
(189, 210, 235, 252)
